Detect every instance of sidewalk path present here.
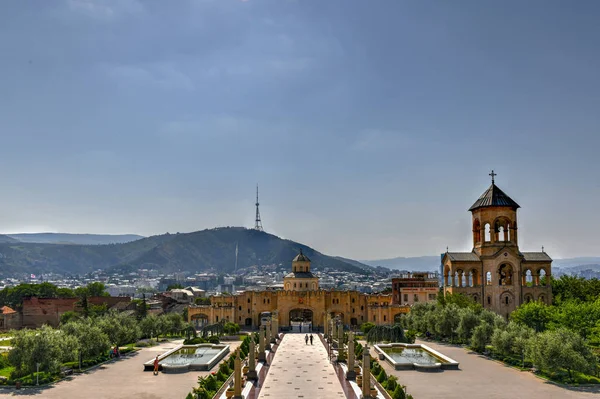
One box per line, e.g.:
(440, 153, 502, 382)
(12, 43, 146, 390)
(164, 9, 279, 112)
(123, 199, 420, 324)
(257, 334, 345, 399)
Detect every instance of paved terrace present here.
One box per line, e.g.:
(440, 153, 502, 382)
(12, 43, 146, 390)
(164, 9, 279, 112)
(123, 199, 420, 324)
(258, 333, 346, 399)
(0, 339, 241, 399)
(372, 339, 600, 399)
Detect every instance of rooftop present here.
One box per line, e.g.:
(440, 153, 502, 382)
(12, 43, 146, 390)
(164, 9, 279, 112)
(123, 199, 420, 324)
(469, 183, 520, 212)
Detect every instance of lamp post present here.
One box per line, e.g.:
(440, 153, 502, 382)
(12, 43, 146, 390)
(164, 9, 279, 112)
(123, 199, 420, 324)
(36, 363, 40, 386)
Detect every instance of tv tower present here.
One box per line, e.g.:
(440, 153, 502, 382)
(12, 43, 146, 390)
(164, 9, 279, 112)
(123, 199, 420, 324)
(254, 185, 264, 231)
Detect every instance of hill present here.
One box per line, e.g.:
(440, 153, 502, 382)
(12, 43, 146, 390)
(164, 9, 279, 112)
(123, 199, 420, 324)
(0, 235, 19, 243)
(7, 233, 145, 245)
(361, 256, 441, 272)
(0, 228, 369, 276)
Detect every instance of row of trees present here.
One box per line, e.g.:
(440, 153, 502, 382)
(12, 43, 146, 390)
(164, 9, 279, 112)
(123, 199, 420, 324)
(0, 282, 109, 309)
(8, 311, 190, 382)
(400, 293, 599, 382)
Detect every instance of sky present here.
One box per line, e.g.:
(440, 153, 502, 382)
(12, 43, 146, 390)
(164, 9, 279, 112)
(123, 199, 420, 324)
(1, 0, 599, 260)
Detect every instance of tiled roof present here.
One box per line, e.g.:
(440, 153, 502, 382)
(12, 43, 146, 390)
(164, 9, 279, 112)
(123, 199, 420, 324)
(446, 252, 481, 262)
(0, 306, 16, 314)
(522, 252, 553, 262)
(469, 183, 520, 211)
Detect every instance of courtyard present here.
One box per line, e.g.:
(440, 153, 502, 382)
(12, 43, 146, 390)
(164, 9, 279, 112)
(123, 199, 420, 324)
(0, 339, 240, 399)
(372, 339, 600, 399)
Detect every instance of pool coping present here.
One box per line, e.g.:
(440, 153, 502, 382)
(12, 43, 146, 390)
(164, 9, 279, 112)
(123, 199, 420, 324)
(374, 343, 460, 370)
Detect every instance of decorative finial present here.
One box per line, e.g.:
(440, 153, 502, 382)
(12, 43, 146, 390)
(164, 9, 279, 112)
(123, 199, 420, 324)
(542, 245, 544, 252)
(446, 246, 449, 253)
(299, 248, 303, 255)
(489, 170, 497, 184)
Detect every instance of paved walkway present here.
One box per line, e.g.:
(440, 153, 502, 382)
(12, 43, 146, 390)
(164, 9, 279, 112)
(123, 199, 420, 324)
(372, 339, 600, 399)
(0, 339, 241, 399)
(258, 334, 345, 399)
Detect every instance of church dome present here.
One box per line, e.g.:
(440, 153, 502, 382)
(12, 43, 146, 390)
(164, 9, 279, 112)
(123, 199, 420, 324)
(293, 249, 311, 262)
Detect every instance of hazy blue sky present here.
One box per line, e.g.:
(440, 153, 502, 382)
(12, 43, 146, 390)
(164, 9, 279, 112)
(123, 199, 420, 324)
(1, 1, 599, 259)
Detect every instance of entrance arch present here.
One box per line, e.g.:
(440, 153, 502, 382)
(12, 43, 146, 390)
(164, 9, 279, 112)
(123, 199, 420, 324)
(191, 313, 209, 329)
(289, 308, 313, 332)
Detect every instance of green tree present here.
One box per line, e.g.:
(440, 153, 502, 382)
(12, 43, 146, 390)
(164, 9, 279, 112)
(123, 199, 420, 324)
(60, 311, 80, 325)
(360, 322, 376, 335)
(551, 299, 600, 339)
(61, 320, 110, 369)
(8, 325, 76, 379)
(167, 283, 184, 290)
(491, 321, 534, 360)
(436, 304, 461, 340)
(391, 384, 406, 399)
(86, 282, 109, 297)
(97, 311, 140, 349)
(527, 328, 596, 381)
(470, 322, 494, 353)
(456, 307, 479, 343)
(438, 292, 482, 311)
(510, 301, 553, 332)
(140, 314, 160, 340)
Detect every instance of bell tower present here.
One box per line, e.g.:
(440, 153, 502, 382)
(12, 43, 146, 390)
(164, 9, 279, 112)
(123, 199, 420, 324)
(469, 170, 520, 257)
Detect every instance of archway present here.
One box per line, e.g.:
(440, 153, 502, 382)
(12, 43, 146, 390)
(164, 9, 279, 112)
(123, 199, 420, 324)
(289, 308, 313, 332)
(191, 313, 209, 329)
(244, 317, 252, 326)
(498, 264, 514, 286)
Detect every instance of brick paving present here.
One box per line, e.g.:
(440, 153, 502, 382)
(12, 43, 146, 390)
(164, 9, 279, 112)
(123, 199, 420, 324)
(0, 339, 241, 399)
(257, 333, 345, 399)
(371, 339, 600, 399)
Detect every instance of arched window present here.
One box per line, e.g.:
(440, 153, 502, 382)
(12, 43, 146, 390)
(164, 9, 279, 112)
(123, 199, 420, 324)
(506, 224, 511, 241)
(361, 305, 364, 311)
(311, 283, 316, 290)
(294, 283, 296, 288)
(523, 269, 532, 286)
(384, 315, 386, 322)
(486, 271, 492, 286)
(468, 271, 474, 287)
(461, 272, 467, 287)
(454, 272, 460, 287)
(538, 294, 546, 303)
(487, 296, 491, 305)
(239, 306, 242, 311)
(498, 226, 505, 242)
(505, 296, 509, 305)
(484, 223, 491, 242)
(247, 298, 251, 303)
(539, 269, 547, 286)
(473, 219, 481, 243)
(498, 264, 513, 286)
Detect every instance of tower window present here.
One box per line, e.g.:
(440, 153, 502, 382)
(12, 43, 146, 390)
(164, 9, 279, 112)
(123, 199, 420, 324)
(505, 296, 509, 305)
(487, 296, 491, 305)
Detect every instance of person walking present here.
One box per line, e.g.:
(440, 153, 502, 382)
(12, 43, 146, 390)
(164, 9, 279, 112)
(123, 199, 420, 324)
(153, 356, 160, 375)
(309, 334, 313, 345)
(305, 334, 309, 345)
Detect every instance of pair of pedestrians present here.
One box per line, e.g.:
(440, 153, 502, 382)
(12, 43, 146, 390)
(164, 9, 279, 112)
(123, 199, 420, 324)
(304, 333, 313, 345)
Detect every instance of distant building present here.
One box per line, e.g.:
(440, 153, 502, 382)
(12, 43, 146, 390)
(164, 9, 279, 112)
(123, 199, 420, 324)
(0, 306, 20, 331)
(188, 251, 409, 330)
(392, 272, 439, 305)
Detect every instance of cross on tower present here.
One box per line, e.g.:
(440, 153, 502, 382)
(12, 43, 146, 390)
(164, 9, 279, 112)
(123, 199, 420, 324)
(489, 170, 497, 184)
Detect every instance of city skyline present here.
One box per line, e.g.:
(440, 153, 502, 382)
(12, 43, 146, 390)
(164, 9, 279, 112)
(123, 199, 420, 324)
(1, 1, 599, 259)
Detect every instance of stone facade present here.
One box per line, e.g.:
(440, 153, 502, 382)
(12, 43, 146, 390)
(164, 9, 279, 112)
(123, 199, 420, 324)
(442, 177, 552, 319)
(21, 296, 131, 328)
(188, 253, 410, 329)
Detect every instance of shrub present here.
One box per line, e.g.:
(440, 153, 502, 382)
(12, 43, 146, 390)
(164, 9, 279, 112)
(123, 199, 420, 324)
(386, 375, 398, 391)
(376, 369, 387, 383)
(391, 384, 406, 399)
(208, 336, 220, 344)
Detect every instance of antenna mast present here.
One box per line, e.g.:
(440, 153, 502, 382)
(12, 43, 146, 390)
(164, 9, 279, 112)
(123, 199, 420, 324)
(254, 184, 264, 231)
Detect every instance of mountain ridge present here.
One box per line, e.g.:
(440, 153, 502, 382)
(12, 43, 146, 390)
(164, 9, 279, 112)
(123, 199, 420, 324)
(0, 227, 370, 277)
(7, 233, 145, 245)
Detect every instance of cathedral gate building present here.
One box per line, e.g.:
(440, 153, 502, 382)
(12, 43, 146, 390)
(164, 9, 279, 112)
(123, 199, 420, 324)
(188, 250, 410, 330)
(442, 174, 552, 319)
